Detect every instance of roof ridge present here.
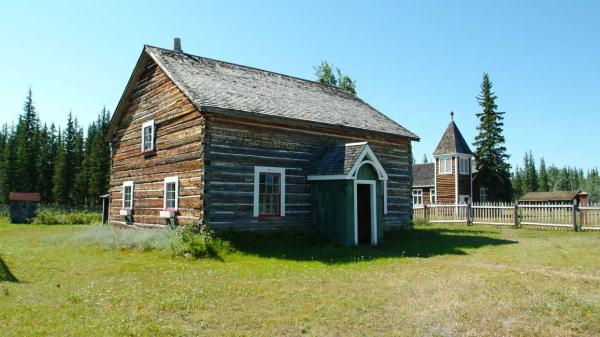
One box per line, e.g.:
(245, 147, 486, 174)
(144, 45, 362, 100)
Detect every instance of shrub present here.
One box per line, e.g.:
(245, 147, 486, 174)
(172, 223, 232, 259)
(32, 209, 101, 225)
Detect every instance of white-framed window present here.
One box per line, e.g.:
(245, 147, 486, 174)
(459, 157, 470, 175)
(480, 187, 489, 203)
(253, 166, 286, 217)
(430, 188, 436, 204)
(122, 181, 134, 209)
(439, 157, 452, 174)
(459, 195, 470, 204)
(163, 176, 179, 210)
(412, 189, 423, 206)
(141, 120, 155, 152)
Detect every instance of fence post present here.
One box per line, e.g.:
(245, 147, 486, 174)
(572, 200, 578, 231)
(466, 200, 472, 226)
(424, 203, 429, 221)
(514, 204, 519, 229)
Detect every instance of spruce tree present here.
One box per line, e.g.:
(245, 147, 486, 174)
(14, 88, 40, 192)
(0, 124, 17, 203)
(422, 154, 429, 164)
(539, 158, 549, 192)
(52, 129, 69, 205)
(473, 73, 512, 201)
(85, 107, 111, 205)
(524, 152, 539, 192)
(37, 124, 57, 203)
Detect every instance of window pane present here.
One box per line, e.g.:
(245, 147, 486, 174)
(165, 182, 177, 208)
(124, 186, 132, 208)
(143, 126, 153, 150)
(258, 172, 281, 216)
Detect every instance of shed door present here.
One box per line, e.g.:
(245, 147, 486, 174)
(357, 184, 372, 244)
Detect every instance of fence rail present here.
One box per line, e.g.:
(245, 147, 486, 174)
(413, 202, 600, 231)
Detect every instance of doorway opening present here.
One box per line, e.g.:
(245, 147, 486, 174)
(357, 183, 372, 245)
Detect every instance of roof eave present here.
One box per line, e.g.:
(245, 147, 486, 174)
(200, 105, 420, 141)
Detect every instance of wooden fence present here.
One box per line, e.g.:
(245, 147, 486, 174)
(413, 202, 600, 231)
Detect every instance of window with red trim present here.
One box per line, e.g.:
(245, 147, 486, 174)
(259, 172, 281, 216)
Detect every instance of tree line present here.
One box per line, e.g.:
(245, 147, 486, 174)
(513, 152, 599, 203)
(0, 89, 111, 206)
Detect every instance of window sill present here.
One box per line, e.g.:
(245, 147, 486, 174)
(257, 215, 284, 221)
(142, 149, 156, 158)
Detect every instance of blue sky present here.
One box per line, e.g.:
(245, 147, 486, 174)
(1, 0, 598, 170)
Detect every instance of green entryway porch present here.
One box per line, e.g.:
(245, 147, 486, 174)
(308, 143, 388, 246)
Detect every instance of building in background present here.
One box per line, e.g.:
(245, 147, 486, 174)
(411, 113, 483, 206)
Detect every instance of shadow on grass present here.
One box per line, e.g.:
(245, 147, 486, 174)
(0, 256, 18, 282)
(218, 226, 518, 264)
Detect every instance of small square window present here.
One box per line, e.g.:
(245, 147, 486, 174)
(439, 157, 452, 174)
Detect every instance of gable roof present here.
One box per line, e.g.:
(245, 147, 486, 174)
(519, 191, 585, 202)
(106, 45, 418, 141)
(311, 143, 368, 176)
(412, 163, 435, 187)
(433, 120, 473, 155)
(307, 142, 388, 181)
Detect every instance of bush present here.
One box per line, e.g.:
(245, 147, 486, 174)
(32, 209, 101, 225)
(76, 223, 231, 259)
(171, 223, 232, 259)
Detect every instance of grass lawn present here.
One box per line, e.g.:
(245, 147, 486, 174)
(1, 222, 599, 336)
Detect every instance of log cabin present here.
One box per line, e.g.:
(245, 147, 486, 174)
(105, 39, 418, 246)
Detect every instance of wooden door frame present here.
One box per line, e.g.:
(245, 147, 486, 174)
(354, 180, 377, 246)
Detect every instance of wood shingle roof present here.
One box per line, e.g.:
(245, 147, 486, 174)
(411, 163, 435, 187)
(433, 120, 473, 155)
(143, 46, 418, 140)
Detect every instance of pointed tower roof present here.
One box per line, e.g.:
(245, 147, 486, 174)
(433, 112, 473, 156)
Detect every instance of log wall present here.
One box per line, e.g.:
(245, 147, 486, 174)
(108, 59, 205, 228)
(204, 114, 413, 230)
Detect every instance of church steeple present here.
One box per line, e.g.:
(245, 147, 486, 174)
(433, 112, 473, 156)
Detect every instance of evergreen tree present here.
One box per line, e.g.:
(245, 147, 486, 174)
(511, 166, 526, 199)
(539, 158, 549, 192)
(85, 107, 111, 205)
(37, 124, 55, 203)
(52, 129, 69, 205)
(14, 88, 40, 192)
(422, 154, 429, 164)
(72, 120, 87, 204)
(524, 151, 539, 192)
(473, 73, 512, 201)
(0, 124, 16, 203)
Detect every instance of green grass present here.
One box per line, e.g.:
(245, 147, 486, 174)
(1, 221, 599, 336)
